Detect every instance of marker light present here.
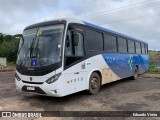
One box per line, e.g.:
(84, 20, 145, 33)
(46, 73, 61, 84)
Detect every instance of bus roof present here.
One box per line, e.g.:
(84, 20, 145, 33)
(83, 21, 146, 44)
(24, 18, 147, 44)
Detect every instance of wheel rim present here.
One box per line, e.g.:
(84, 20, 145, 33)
(91, 77, 99, 90)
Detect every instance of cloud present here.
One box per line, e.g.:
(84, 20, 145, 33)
(0, 0, 159, 50)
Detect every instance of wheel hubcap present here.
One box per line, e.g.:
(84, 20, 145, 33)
(91, 77, 98, 89)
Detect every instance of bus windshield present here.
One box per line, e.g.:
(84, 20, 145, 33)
(16, 24, 64, 67)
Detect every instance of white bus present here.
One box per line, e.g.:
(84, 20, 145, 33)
(15, 18, 148, 97)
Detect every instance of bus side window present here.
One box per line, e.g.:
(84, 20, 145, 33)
(128, 40, 135, 53)
(118, 37, 127, 53)
(135, 42, 141, 54)
(86, 29, 103, 52)
(145, 44, 148, 54)
(141, 43, 145, 54)
(104, 34, 117, 52)
(65, 30, 84, 67)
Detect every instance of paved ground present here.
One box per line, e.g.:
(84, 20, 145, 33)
(0, 71, 160, 120)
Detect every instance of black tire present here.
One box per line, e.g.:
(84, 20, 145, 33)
(131, 67, 139, 80)
(88, 72, 101, 95)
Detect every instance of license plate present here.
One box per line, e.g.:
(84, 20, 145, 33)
(27, 86, 35, 91)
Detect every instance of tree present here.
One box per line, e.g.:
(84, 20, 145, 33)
(0, 33, 20, 63)
(3, 34, 12, 42)
(0, 33, 3, 43)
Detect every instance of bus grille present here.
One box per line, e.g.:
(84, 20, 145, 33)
(22, 80, 44, 84)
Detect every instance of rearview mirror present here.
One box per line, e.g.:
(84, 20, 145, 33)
(73, 33, 79, 46)
(66, 35, 70, 47)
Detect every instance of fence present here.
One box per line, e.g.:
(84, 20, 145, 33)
(149, 60, 160, 72)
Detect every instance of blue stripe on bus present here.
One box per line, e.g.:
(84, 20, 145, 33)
(102, 53, 148, 78)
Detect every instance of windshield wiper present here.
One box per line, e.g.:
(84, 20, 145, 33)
(35, 38, 45, 67)
(19, 38, 35, 67)
(19, 37, 45, 67)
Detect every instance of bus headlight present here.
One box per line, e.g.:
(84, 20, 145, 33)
(46, 73, 61, 84)
(15, 73, 21, 81)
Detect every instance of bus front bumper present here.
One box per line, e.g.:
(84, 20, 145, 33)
(15, 79, 64, 97)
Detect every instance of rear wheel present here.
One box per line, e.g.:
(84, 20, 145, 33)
(131, 67, 139, 80)
(88, 72, 101, 95)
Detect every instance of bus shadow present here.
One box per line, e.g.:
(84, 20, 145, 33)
(22, 78, 134, 110)
(22, 89, 88, 103)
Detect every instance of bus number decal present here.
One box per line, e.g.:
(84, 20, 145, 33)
(67, 77, 83, 84)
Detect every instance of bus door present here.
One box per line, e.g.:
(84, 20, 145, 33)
(63, 26, 88, 93)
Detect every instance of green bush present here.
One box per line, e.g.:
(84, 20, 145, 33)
(0, 34, 19, 63)
(148, 65, 160, 72)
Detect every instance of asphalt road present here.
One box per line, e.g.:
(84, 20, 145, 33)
(0, 71, 160, 120)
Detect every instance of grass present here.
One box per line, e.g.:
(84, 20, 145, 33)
(142, 73, 160, 78)
(148, 65, 160, 73)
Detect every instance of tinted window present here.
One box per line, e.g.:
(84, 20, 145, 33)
(65, 30, 85, 67)
(135, 42, 141, 54)
(118, 37, 127, 53)
(128, 40, 135, 53)
(65, 31, 84, 57)
(104, 34, 117, 52)
(141, 43, 145, 54)
(145, 44, 148, 54)
(86, 29, 103, 51)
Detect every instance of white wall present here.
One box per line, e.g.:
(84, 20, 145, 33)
(0, 58, 7, 67)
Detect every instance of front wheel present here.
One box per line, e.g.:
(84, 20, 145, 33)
(88, 72, 101, 95)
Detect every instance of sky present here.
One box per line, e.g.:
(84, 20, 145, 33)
(0, 0, 160, 50)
